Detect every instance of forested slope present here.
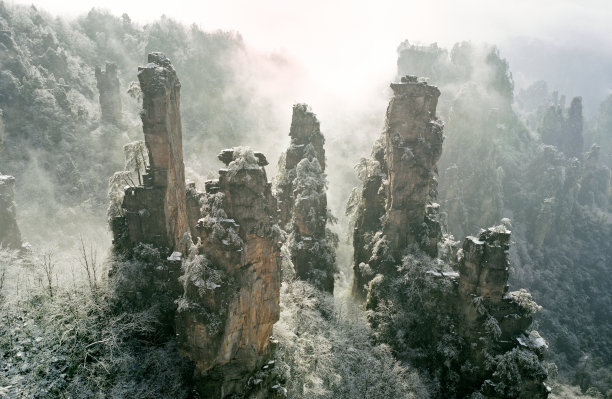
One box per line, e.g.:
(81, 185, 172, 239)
(0, 3, 284, 248)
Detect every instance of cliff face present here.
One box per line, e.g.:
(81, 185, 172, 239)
(278, 104, 325, 226)
(277, 104, 336, 292)
(176, 147, 281, 397)
(454, 226, 548, 398)
(458, 227, 511, 300)
(0, 174, 21, 249)
(524, 145, 583, 246)
(112, 53, 188, 252)
(383, 76, 444, 258)
(352, 76, 444, 296)
(393, 41, 612, 394)
(457, 227, 535, 346)
(138, 52, 188, 251)
(395, 42, 528, 243)
(95, 62, 122, 125)
(366, 224, 549, 398)
(353, 71, 547, 398)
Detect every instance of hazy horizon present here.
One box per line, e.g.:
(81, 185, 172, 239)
(8, 0, 612, 111)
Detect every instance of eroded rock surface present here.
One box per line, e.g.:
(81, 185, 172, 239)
(278, 104, 325, 225)
(277, 104, 336, 292)
(95, 62, 122, 125)
(366, 224, 549, 398)
(351, 76, 444, 296)
(176, 147, 282, 397)
(0, 174, 22, 249)
(352, 73, 548, 398)
(110, 54, 282, 398)
(458, 226, 511, 300)
(455, 226, 549, 398)
(112, 53, 188, 251)
(383, 76, 444, 257)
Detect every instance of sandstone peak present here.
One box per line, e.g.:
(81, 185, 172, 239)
(277, 104, 336, 292)
(351, 75, 445, 296)
(111, 54, 282, 397)
(112, 53, 187, 251)
(95, 61, 122, 125)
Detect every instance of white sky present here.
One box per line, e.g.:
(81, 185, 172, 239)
(9, 0, 612, 89)
(6, 0, 612, 120)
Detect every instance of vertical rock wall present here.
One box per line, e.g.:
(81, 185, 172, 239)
(110, 54, 282, 397)
(113, 53, 189, 251)
(95, 62, 122, 125)
(352, 74, 548, 396)
(277, 104, 336, 292)
(0, 174, 22, 249)
(525, 145, 583, 247)
(176, 148, 281, 397)
(458, 226, 510, 301)
(138, 52, 188, 251)
(383, 76, 444, 258)
(352, 76, 444, 296)
(277, 103, 326, 226)
(455, 225, 549, 398)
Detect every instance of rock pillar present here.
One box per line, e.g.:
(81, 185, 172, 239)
(95, 62, 122, 125)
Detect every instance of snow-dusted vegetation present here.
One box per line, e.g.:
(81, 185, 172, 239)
(0, 1, 610, 398)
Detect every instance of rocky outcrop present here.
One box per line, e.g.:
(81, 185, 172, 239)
(454, 225, 549, 398)
(458, 227, 511, 301)
(0, 174, 22, 249)
(277, 104, 336, 292)
(539, 96, 584, 159)
(278, 104, 325, 225)
(352, 71, 548, 397)
(176, 147, 282, 397)
(95, 62, 122, 125)
(366, 222, 549, 398)
(383, 76, 444, 258)
(351, 75, 444, 296)
(112, 53, 188, 252)
(110, 54, 282, 398)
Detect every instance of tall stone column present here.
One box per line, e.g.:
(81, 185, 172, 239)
(277, 104, 336, 292)
(351, 76, 444, 296)
(112, 53, 188, 252)
(95, 62, 122, 125)
(137, 52, 188, 250)
(176, 148, 282, 397)
(0, 174, 22, 249)
(382, 76, 444, 258)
